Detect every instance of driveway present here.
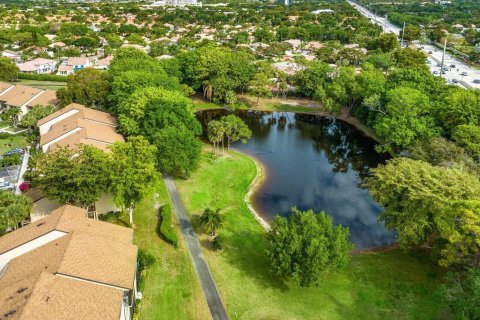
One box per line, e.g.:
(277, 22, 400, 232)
(163, 175, 229, 320)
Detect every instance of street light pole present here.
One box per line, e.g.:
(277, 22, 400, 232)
(400, 22, 406, 48)
(440, 38, 447, 77)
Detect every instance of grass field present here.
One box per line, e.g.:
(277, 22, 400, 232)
(102, 180, 210, 320)
(15, 79, 66, 91)
(175, 150, 450, 320)
(0, 133, 29, 154)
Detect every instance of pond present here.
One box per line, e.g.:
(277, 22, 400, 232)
(197, 110, 396, 250)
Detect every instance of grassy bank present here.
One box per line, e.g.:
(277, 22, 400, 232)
(102, 180, 210, 319)
(14, 79, 66, 91)
(0, 133, 29, 154)
(175, 150, 448, 320)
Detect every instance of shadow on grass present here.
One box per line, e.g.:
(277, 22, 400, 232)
(222, 228, 290, 292)
(99, 211, 130, 228)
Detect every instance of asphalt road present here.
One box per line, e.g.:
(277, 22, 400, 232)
(347, 0, 480, 89)
(163, 175, 229, 320)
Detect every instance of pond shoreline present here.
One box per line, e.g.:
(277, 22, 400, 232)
(195, 106, 383, 145)
(240, 151, 271, 231)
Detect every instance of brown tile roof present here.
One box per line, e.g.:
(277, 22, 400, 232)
(19, 272, 123, 320)
(57, 232, 137, 288)
(37, 103, 117, 127)
(0, 85, 42, 107)
(37, 103, 124, 152)
(26, 90, 60, 108)
(0, 205, 133, 255)
(0, 82, 14, 95)
(0, 205, 136, 320)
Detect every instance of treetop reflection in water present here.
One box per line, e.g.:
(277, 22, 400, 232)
(197, 110, 396, 249)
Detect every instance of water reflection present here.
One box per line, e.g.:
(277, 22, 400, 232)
(197, 110, 396, 249)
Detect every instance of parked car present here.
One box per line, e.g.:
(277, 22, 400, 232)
(473, 79, 480, 84)
(461, 72, 468, 76)
(428, 51, 433, 54)
(452, 79, 459, 83)
(433, 71, 439, 75)
(0, 179, 14, 191)
(4, 148, 24, 157)
(450, 64, 456, 68)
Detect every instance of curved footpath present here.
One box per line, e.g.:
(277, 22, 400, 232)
(163, 175, 229, 320)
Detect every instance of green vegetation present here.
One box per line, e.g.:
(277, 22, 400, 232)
(0, 133, 29, 154)
(15, 79, 66, 91)
(175, 149, 447, 319)
(266, 208, 353, 287)
(159, 204, 178, 247)
(0, 190, 32, 234)
(102, 180, 210, 319)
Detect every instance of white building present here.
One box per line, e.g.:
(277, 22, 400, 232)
(17, 58, 57, 74)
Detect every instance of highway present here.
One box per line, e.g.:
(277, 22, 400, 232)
(347, 0, 480, 89)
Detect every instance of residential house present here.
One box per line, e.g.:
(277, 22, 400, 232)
(94, 55, 113, 70)
(0, 82, 60, 116)
(0, 205, 138, 320)
(37, 103, 125, 153)
(56, 57, 91, 76)
(34, 103, 124, 216)
(17, 58, 57, 74)
(1, 50, 22, 63)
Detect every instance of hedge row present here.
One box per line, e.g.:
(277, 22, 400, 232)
(17, 73, 67, 82)
(159, 204, 178, 247)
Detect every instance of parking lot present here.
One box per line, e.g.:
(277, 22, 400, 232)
(0, 165, 20, 184)
(348, 0, 480, 90)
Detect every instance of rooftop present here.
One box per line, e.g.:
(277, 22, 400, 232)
(0, 205, 137, 320)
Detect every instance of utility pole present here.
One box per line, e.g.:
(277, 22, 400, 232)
(400, 22, 406, 48)
(385, 14, 387, 29)
(440, 38, 447, 77)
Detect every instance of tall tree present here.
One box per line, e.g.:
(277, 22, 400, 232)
(57, 68, 111, 108)
(154, 126, 201, 175)
(20, 105, 54, 131)
(109, 136, 157, 225)
(374, 87, 439, 152)
(248, 72, 272, 106)
(0, 57, 18, 82)
(0, 191, 33, 234)
(221, 115, 252, 149)
(207, 119, 225, 155)
(265, 208, 353, 287)
(26, 145, 111, 208)
(365, 158, 480, 249)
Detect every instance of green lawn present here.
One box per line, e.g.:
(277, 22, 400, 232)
(0, 133, 29, 154)
(15, 79, 66, 91)
(102, 180, 210, 320)
(175, 150, 450, 320)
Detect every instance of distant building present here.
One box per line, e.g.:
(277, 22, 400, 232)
(17, 58, 57, 74)
(278, 0, 289, 5)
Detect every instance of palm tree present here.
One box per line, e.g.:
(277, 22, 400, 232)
(199, 208, 224, 237)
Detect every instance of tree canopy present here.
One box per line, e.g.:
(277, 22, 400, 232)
(265, 208, 353, 287)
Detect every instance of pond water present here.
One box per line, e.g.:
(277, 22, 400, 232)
(197, 110, 396, 250)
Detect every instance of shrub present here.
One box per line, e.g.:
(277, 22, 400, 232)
(212, 234, 224, 251)
(0, 132, 10, 139)
(17, 73, 67, 82)
(1, 154, 21, 167)
(159, 204, 178, 247)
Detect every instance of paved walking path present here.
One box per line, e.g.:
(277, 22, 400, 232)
(163, 175, 229, 320)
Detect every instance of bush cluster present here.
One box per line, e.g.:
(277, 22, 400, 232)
(159, 204, 178, 247)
